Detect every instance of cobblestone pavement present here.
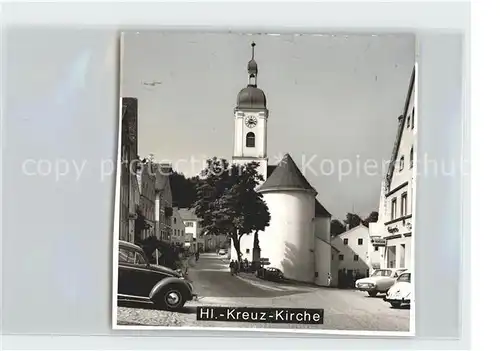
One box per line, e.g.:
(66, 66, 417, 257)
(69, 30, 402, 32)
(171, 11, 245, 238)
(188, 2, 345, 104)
(117, 253, 410, 332)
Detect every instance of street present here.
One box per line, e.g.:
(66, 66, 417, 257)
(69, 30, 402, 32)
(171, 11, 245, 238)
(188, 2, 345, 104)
(117, 253, 410, 331)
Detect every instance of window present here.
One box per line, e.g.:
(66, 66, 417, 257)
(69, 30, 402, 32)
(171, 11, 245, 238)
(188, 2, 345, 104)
(397, 272, 411, 283)
(339, 254, 344, 261)
(185, 221, 194, 227)
(410, 147, 414, 169)
(387, 246, 396, 268)
(374, 246, 379, 251)
(399, 156, 404, 171)
(246, 132, 255, 148)
(371, 269, 392, 277)
(343, 238, 348, 245)
(174, 217, 177, 224)
(354, 255, 359, 261)
(331, 253, 335, 260)
(119, 247, 147, 265)
(401, 193, 408, 216)
(407, 113, 411, 128)
(358, 238, 363, 245)
(400, 244, 406, 268)
(391, 198, 397, 220)
(315, 272, 319, 278)
(411, 107, 415, 129)
(245, 248, 250, 254)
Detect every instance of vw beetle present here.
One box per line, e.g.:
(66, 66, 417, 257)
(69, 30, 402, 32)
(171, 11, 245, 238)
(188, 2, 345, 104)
(117, 240, 197, 310)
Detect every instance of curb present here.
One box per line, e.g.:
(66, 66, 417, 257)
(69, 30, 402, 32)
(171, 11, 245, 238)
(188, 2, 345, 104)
(234, 274, 287, 292)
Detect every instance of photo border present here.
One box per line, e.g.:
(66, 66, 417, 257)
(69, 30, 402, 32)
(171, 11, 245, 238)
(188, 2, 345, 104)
(111, 30, 418, 336)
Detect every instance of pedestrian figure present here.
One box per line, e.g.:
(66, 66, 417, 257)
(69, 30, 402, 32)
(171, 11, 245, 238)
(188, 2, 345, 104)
(195, 251, 200, 261)
(327, 272, 332, 287)
(229, 260, 235, 275)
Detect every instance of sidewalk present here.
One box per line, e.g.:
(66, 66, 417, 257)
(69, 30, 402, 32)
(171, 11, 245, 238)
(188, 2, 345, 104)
(238, 272, 322, 290)
(215, 254, 336, 291)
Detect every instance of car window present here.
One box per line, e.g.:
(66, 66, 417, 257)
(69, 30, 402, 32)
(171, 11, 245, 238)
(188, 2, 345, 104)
(371, 269, 392, 277)
(397, 273, 411, 283)
(134, 252, 147, 265)
(119, 248, 135, 263)
(119, 247, 147, 265)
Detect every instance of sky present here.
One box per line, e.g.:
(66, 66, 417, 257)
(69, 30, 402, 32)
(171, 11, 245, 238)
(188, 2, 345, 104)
(121, 31, 415, 220)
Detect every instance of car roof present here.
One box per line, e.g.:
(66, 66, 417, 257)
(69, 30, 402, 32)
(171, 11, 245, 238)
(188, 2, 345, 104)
(119, 240, 142, 251)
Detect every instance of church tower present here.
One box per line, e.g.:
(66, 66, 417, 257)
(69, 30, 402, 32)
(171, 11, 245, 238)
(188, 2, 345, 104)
(232, 42, 269, 180)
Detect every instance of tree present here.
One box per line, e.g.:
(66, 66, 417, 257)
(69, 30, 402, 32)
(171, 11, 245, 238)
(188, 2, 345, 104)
(363, 211, 379, 226)
(137, 235, 186, 269)
(193, 157, 270, 263)
(169, 171, 200, 208)
(343, 212, 362, 229)
(330, 219, 346, 237)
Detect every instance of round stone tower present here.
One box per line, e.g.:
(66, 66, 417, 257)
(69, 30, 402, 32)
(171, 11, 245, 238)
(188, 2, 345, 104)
(257, 154, 317, 283)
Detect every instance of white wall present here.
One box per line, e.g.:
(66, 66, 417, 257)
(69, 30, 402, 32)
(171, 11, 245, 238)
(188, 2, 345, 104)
(230, 232, 254, 262)
(383, 235, 411, 269)
(331, 224, 372, 276)
(154, 193, 160, 222)
(314, 237, 331, 286)
(314, 216, 330, 242)
(376, 78, 415, 271)
(171, 208, 186, 245)
(233, 110, 268, 158)
(259, 191, 315, 283)
(314, 216, 332, 286)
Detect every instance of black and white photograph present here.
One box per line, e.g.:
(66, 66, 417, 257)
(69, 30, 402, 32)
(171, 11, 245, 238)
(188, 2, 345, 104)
(113, 31, 416, 335)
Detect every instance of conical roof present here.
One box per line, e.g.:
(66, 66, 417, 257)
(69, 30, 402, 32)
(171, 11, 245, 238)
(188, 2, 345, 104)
(257, 154, 317, 194)
(315, 199, 331, 218)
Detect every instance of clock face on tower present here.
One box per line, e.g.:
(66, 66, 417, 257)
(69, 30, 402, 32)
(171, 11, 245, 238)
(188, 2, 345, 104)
(245, 115, 258, 128)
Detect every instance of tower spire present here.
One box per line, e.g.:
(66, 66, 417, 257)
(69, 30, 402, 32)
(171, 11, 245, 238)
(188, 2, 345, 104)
(247, 42, 258, 86)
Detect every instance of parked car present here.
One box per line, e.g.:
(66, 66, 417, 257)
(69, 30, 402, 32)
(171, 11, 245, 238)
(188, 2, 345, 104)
(384, 271, 412, 308)
(355, 268, 407, 297)
(118, 241, 197, 310)
(218, 248, 227, 256)
(256, 267, 284, 281)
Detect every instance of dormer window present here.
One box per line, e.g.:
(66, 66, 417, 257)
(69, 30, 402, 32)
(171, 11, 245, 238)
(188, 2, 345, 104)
(399, 156, 404, 171)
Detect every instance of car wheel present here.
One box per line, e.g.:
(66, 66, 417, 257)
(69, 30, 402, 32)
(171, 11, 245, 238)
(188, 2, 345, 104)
(155, 285, 186, 311)
(390, 302, 401, 308)
(368, 291, 378, 297)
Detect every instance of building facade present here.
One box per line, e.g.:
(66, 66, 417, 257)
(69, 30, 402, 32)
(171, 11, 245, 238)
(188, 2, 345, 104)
(314, 199, 336, 287)
(171, 207, 186, 246)
(128, 172, 141, 242)
(154, 163, 173, 242)
(119, 97, 138, 243)
(178, 208, 203, 252)
(203, 234, 227, 252)
(371, 67, 416, 271)
(137, 160, 156, 240)
(331, 224, 375, 278)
